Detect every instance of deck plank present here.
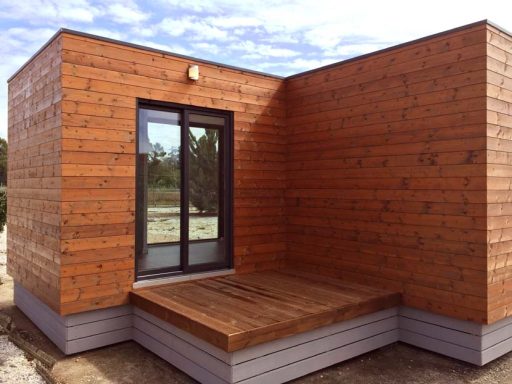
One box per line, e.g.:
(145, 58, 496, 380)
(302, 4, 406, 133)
(130, 270, 401, 352)
(167, 284, 280, 328)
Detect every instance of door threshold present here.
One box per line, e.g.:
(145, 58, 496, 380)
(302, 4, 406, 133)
(132, 268, 235, 289)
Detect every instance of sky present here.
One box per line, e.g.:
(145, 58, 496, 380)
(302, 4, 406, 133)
(1, 0, 512, 139)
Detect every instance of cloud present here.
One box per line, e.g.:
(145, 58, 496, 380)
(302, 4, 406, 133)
(150, 0, 260, 13)
(258, 57, 337, 71)
(130, 25, 156, 38)
(206, 16, 262, 28)
(58, 5, 97, 23)
(231, 40, 300, 58)
(2, 27, 56, 46)
(0, 0, 151, 26)
(0, 26, 62, 139)
(106, 2, 150, 25)
(130, 39, 192, 56)
(158, 16, 230, 41)
(262, 32, 299, 44)
(324, 42, 391, 57)
(0, 27, 58, 77)
(81, 27, 125, 40)
(302, 24, 346, 49)
(0, 0, 99, 24)
(150, 0, 220, 13)
(194, 42, 222, 55)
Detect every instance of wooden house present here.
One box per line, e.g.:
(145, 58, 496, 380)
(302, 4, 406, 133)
(7, 19, 512, 383)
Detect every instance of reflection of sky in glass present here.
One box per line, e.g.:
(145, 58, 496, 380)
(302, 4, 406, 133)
(147, 123, 212, 153)
(190, 127, 206, 138)
(148, 122, 180, 153)
(190, 127, 219, 150)
(146, 123, 218, 156)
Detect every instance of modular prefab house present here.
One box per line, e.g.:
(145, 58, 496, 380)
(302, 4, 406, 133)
(7, 19, 512, 383)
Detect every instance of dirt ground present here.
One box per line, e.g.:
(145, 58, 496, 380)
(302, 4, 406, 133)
(2, 231, 512, 383)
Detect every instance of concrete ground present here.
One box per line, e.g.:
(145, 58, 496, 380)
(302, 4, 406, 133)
(2, 231, 512, 383)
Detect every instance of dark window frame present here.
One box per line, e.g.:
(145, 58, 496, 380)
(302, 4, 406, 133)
(135, 99, 234, 280)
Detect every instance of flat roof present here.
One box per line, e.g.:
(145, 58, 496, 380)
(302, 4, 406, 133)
(7, 19, 511, 83)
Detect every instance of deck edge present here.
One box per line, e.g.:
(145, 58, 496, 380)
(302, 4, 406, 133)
(129, 290, 232, 351)
(14, 280, 512, 383)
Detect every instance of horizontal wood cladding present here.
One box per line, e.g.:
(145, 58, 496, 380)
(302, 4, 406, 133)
(9, 22, 512, 324)
(285, 23, 490, 323)
(55, 32, 286, 314)
(486, 25, 512, 323)
(7, 36, 62, 312)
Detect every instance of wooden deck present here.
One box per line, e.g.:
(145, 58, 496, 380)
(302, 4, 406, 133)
(130, 270, 401, 352)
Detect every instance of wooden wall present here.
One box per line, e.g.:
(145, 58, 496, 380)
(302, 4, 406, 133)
(9, 22, 512, 323)
(285, 24, 490, 323)
(55, 32, 286, 314)
(7, 37, 62, 312)
(486, 24, 512, 323)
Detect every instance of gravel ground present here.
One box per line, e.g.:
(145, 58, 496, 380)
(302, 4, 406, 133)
(147, 207, 218, 243)
(0, 228, 45, 384)
(0, 335, 44, 384)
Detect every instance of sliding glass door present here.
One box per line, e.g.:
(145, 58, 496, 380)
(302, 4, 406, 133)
(136, 102, 232, 279)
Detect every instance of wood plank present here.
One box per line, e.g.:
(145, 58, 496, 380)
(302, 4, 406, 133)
(131, 270, 400, 351)
(7, 36, 63, 312)
(486, 25, 512, 322)
(61, 34, 284, 91)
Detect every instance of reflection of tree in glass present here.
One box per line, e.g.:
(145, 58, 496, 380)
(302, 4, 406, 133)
(189, 130, 218, 213)
(148, 142, 180, 189)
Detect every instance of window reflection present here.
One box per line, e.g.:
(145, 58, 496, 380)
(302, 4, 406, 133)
(140, 109, 181, 245)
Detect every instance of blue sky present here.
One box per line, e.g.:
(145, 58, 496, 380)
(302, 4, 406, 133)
(1, 0, 511, 139)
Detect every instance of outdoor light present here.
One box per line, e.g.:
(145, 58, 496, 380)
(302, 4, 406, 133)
(188, 64, 199, 81)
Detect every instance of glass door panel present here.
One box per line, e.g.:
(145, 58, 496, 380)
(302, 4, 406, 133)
(138, 108, 181, 275)
(187, 113, 226, 267)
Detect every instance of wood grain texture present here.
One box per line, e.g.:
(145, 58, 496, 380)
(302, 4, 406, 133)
(7, 36, 62, 312)
(56, 32, 286, 314)
(486, 25, 512, 323)
(130, 270, 401, 352)
(284, 23, 490, 323)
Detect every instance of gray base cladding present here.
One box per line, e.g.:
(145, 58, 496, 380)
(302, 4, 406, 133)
(14, 283, 132, 354)
(13, 283, 512, 383)
(398, 307, 512, 366)
(133, 307, 399, 384)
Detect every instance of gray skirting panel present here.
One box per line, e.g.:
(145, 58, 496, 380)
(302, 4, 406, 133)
(14, 283, 132, 354)
(133, 307, 399, 384)
(13, 283, 512, 383)
(398, 307, 512, 366)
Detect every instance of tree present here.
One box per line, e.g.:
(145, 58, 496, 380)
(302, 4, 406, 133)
(0, 138, 7, 186)
(189, 129, 219, 213)
(147, 142, 166, 186)
(147, 142, 180, 189)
